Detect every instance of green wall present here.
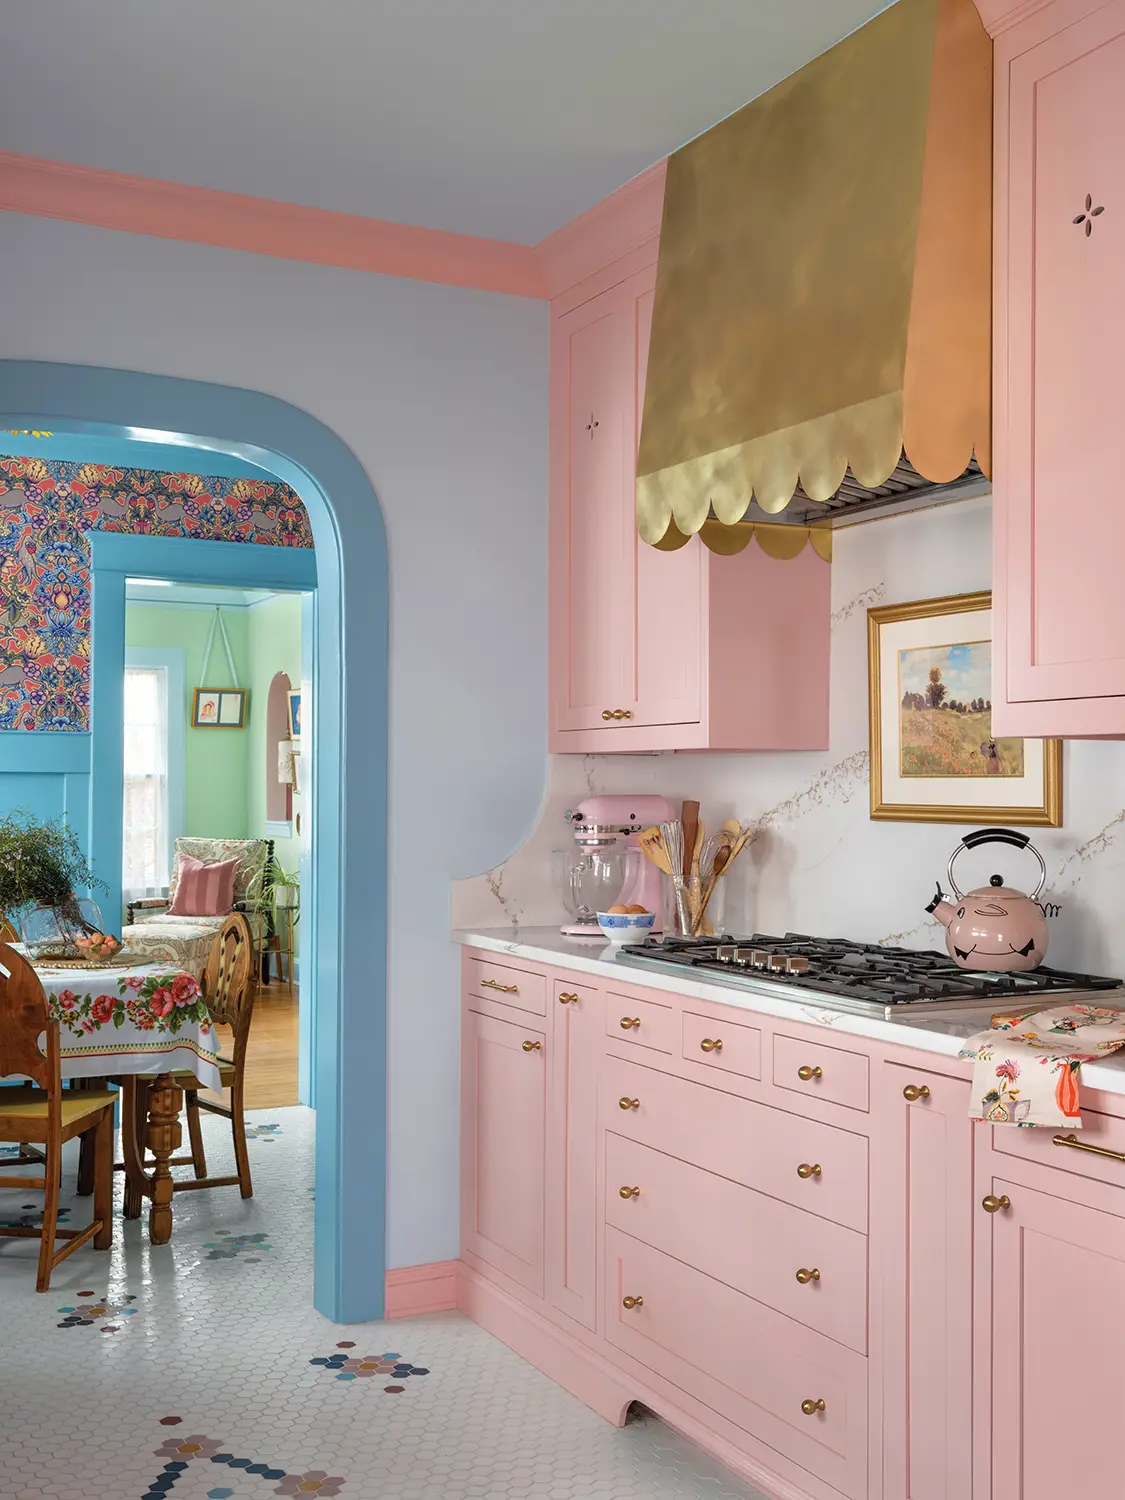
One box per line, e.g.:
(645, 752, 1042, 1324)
(246, 592, 303, 879)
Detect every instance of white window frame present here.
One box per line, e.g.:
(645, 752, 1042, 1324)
(124, 646, 187, 892)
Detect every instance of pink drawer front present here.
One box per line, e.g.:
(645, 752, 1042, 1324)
(773, 1033, 870, 1113)
(605, 1133, 868, 1353)
(465, 955, 547, 1017)
(681, 1010, 761, 1081)
(603, 1055, 869, 1233)
(605, 1227, 869, 1500)
(991, 1106, 1125, 1192)
(606, 990, 676, 1055)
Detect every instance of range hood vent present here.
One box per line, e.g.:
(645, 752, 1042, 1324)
(637, 0, 992, 553)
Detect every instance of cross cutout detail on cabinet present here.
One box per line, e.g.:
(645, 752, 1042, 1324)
(585, 413, 599, 438)
(1073, 193, 1105, 236)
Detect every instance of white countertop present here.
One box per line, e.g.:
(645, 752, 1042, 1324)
(454, 926, 1125, 1099)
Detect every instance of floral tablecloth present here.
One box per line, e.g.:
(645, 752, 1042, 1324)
(36, 963, 221, 1091)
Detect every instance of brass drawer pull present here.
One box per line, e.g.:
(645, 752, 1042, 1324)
(796, 1162, 822, 1179)
(521, 1040, 542, 1053)
(1053, 1132, 1125, 1164)
(602, 710, 614, 721)
(622, 1295, 643, 1310)
(795, 1267, 821, 1284)
(602, 709, 634, 721)
(558, 992, 580, 1004)
(797, 1065, 822, 1081)
(903, 1083, 931, 1102)
(620, 1016, 641, 1030)
(618, 1097, 641, 1110)
(801, 1398, 826, 1416)
(982, 1194, 1010, 1214)
(700, 1037, 723, 1053)
(481, 980, 519, 994)
(619, 1185, 641, 1199)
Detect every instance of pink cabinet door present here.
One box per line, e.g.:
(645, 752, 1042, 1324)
(876, 1064, 974, 1500)
(545, 977, 599, 1330)
(989, 1178, 1125, 1500)
(461, 1008, 546, 1296)
(999, 0, 1125, 710)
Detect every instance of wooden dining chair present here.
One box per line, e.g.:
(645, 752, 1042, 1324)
(0, 942, 115, 1290)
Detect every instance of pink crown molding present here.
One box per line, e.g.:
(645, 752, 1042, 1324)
(971, 0, 1072, 35)
(535, 159, 667, 299)
(0, 150, 546, 300)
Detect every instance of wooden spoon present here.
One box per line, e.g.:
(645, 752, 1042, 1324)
(680, 801, 700, 887)
(637, 825, 673, 875)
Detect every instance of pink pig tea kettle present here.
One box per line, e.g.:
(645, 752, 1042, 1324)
(925, 827, 1058, 971)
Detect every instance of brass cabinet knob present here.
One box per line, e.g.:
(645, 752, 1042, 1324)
(797, 1065, 823, 1081)
(982, 1194, 1011, 1214)
(618, 1097, 641, 1110)
(602, 710, 614, 721)
(521, 1040, 542, 1053)
(611, 709, 633, 720)
(801, 1398, 826, 1416)
(619, 1185, 641, 1199)
(700, 1037, 723, 1052)
(622, 1295, 643, 1310)
(481, 980, 519, 994)
(796, 1162, 822, 1179)
(558, 992, 580, 1004)
(903, 1083, 931, 1102)
(620, 1016, 641, 1030)
(795, 1267, 821, 1284)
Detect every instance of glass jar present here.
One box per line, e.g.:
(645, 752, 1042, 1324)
(19, 898, 104, 960)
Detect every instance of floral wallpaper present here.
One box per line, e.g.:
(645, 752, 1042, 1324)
(0, 452, 312, 733)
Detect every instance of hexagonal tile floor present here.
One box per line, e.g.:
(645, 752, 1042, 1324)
(0, 1106, 770, 1500)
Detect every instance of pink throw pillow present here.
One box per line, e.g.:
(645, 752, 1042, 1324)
(168, 854, 239, 917)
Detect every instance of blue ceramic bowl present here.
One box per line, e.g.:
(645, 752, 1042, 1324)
(596, 911, 657, 945)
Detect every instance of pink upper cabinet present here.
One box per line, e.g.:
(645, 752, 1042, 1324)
(992, 0, 1125, 736)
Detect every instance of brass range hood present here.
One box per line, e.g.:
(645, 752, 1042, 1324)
(636, 0, 992, 556)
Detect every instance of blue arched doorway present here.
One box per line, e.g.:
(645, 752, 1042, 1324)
(0, 360, 388, 1324)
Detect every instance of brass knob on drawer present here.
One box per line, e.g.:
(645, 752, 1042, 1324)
(619, 1185, 641, 1199)
(795, 1267, 821, 1284)
(602, 710, 614, 721)
(622, 1295, 643, 1310)
(796, 1162, 822, 1179)
(797, 1065, 823, 1081)
(982, 1194, 1011, 1214)
(620, 1016, 641, 1030)
(700, 1037, 723, 1052)
(521, 1040, 542, 1053)
(558, 992, 579, 1004)
(618, 1097, 641, 1110)
(611, 709, 633, 720)
(903, 1083, 931, 1102)
(801, 1399, 826, 1416)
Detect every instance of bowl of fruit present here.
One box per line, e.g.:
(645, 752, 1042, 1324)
(74, 931, 122, 964)
(597, 905, 656, 945)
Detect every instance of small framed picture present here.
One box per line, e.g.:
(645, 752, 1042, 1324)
(192, 687, 247, 729)
(287, 690, 301, 740)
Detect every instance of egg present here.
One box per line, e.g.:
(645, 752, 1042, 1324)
(626, 905, 649, 915)
(607, 904, 630, 915)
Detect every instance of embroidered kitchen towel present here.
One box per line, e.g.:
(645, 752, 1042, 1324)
(959, 1003, 1125, 1127)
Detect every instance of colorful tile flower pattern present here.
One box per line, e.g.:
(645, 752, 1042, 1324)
(0, 451, 312, 732)
(309, 1347, 430, 1388)
(202, 1230, 272, 1261)
(144, 1422, 345, 1499)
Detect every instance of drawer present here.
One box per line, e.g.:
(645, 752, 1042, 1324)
(606, 1133, 868, 1353)
(681, 1011, 761, 1081)
(774, 1034, 870, 1113)
(604, 1055, 868, 1233)
(465, 955, 547, 1017)
(606, 1227, 868, 1500)
(991, 1106, 1125, 1191)
(606, 990, 676, 1055)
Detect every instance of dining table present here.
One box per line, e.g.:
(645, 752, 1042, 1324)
(34, 957, 220, 1246)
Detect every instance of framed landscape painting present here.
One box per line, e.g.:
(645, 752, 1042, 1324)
(867, 592, 1062, 825)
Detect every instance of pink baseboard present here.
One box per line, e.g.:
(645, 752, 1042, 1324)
(384, 1260, 459, 1320)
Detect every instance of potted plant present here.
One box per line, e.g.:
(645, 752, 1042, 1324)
(0, 810, 108, 956)
(263, 860, 300, 912)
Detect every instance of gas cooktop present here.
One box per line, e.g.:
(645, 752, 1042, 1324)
(612, 932, 1124, 1019)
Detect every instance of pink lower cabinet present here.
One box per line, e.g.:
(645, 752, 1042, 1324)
(461, 1008, 546, 1296)
(545, 977, 599, 1330)
(988, 1178, 1125, 1500)
(606, 1227, 869, 1499)
(876, 1063, 975, 1500)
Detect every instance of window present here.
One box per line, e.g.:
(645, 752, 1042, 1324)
(123, 665, 170, 901)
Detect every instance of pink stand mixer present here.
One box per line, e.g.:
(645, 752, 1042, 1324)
(557, 795, 675, 938)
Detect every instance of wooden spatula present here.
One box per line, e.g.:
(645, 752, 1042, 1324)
(680, 801, 700, 887)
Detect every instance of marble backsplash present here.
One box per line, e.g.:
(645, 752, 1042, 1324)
(453, 495, 1125, 978)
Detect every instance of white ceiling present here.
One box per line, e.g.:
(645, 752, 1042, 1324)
(0, 0, 889, 244)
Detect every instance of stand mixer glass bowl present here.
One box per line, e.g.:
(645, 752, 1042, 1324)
(556, 842, 630, 935)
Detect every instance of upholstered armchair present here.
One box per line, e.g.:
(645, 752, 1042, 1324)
(121, 837, 272, 978)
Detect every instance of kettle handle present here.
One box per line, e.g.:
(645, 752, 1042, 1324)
(948, 827, 1047, 901)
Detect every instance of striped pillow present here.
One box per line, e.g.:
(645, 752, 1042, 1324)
(167, 854, 239, 917)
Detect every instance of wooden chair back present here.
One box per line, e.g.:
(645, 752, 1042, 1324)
(0, 915, 18, 943)
(0, 941, 59, 1096)
(203, 913, 255, 1057)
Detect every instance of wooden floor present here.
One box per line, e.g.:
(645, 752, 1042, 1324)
(206, 981, 300, 1110)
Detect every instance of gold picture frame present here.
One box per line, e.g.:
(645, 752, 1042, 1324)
(867, 591, 1062, 826)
